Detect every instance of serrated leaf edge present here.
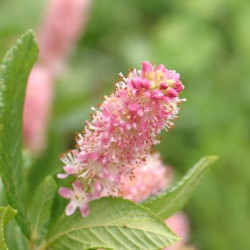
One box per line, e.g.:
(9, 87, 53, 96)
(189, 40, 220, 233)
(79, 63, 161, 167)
(44, 197, 180, 249)
(142, 156, 219, 218)
(0, 206, 17, 250)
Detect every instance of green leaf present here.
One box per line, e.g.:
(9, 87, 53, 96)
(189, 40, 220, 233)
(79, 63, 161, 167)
(44, 197, 179, 250)
(0, 206, 17, 250)
(142, 156, 219, 220)
(30, 176, 57, 245)
(5, 219, 28, 250)
(0, 30, 39, 236)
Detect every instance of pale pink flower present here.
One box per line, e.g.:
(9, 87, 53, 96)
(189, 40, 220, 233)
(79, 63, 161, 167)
(120, 153, 173, 202)
(164, 212, 190, 250)
(58, 61, 185, 216)
(59, 180, 90, 217)
(38, 0, 91, 74)
(23, 66, 53, 155)
(120, 153, 193, 250)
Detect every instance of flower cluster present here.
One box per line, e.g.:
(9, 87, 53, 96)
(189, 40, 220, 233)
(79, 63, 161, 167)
(120, 152, 173, 203)
(58, 61, 185, 217)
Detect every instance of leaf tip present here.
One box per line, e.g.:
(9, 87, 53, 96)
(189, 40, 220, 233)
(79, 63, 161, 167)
(6, 205, 18, 215)
(202, 155, 219, 164)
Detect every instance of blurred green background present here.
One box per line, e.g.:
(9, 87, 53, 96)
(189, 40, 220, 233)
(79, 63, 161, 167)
(1, 0, 250, 249)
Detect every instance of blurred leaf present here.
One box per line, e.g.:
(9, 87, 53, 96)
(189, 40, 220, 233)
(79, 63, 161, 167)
(30, 176, 57, 245)
(0, 206, 17, 250)
(0, 30, 38, 236)
(142, 156, 218, 219)
(44, 197, 179, 250)
(5, 219, 27, 250)
(0, 0, 45, 59)
(27, 126, 63, 201)
(0, 179, 6, 206)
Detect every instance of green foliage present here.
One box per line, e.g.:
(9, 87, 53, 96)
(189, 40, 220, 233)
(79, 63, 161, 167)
(0, 206, 17, 250)
(30, 176, 57, 246)
(0, 0, 249, 248)
(5, 219, 28, 250)
(45, 197, 179, 250)
(0, 30, 38, 236)
(142, 156, 218, 219)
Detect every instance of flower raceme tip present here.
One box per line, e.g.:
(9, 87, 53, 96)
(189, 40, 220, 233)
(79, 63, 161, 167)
(58, 61, 185, 217)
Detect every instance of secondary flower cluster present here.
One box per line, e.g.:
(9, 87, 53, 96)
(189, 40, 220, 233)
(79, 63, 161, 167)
(120, 153, 192, 250)
(59, 152, 193, 249)
(120, 152, 173, 203)
(58, 61, 185, 217)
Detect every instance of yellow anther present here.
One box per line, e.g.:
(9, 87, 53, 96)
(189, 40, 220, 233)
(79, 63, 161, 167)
(166, 79, 175, 86)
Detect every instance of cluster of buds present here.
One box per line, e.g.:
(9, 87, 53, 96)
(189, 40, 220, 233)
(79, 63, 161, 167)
(58, 61, 185, 217)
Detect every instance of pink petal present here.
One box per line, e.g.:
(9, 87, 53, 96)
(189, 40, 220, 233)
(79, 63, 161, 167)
(129, 101, 140, 111)
(141, 61, 153, 73)
(160, 82, 168, 90)
(131, 79, 141, 89)
(167, 88, 178, 98)
(155, 64, 167, 73)
(59, 187, 72, 198)
(174, 81, 184, 92)
(137, 109, 144, 117)
(79, 202, 90, 217)
(152, 89, 164, 100)
(57, 173, 68, 179)
(66, 200, 77, 216)
(140, 80, 150, 89)
(64, 165, 75, 174)
(73, 180, 83, 192)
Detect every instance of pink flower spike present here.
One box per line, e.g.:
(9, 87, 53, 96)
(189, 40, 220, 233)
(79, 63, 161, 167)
(58, 61, 185, 217)
(38, 0, 92, 75)
(23, 66, 53, 155)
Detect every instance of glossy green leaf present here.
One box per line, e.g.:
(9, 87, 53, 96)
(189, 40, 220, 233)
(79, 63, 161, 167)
(142, 156, 218, 219)
(0, 206, 17, 250)
(44, 197, 179, 250)
(0, 30, 39, 236)
(30, 176, 57, 245)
